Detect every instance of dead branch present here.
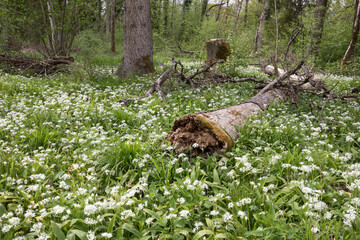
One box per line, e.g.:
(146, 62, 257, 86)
(0, 54, 74, 75)
(284, 26, 302, 61)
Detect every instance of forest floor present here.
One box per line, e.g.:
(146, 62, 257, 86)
(0, 58, 360, 239)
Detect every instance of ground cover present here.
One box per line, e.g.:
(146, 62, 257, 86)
(0, 61, 360, 239)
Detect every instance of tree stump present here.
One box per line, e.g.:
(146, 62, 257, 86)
(206, 38, 231, 64)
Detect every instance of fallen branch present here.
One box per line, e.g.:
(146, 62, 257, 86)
(119, 64, 175, 105)
(0, 54, 74, 75)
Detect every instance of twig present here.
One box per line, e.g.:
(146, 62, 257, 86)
(257, 61, 304, 95)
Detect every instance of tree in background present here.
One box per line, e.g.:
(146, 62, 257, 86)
(307, 0, 328, 57)
(254, 0, 270, 52)
(0, 0, 98, 57)
(116, 0, 154, 77)
(342, 0, 360, 66)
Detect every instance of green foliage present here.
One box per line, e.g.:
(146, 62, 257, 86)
(0, 60, 360, 239)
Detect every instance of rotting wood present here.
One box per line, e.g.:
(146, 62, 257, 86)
(167, 62, 305, 156)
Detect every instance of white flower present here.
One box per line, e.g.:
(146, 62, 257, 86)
(323, 212, 332, 220)
(84, 218, 98, 225)
(210, 210, 219, 216)
(1, 224, 12, 233)
(101, 232, 113, 238)
(237, 211, 248, 220)
(176, 168, 184, 174)
(177, 197, 185, 204)
(84, 204, 97, 215)
(38, 233, 51, 240)
(179, 210, 190, 218)
(311, 227, 320, 233)
(166, 213, 177, 219)
(346, 135, 354, 142)
(30, 222, 43, 234)
(120, 210, 135, 220)
(193, 221, 204, 232)
(87, 230, 96, 240)
(52, 205, 66, 215)
(192, 143, 199, 148)
(228, 202, 234, 208)
(146, 217, 154, 225)
(8, 217, 20, 226)
(223, 212, 233, 222)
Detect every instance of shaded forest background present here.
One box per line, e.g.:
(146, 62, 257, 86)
(0, 0, 359, 75)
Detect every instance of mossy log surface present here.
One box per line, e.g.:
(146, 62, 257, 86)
(167, 89, 286, 155)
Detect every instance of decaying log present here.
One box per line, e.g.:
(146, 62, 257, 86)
(0, 54, 74, 75)
(167, 62, 304, 155)
(206, 39, 231, 63)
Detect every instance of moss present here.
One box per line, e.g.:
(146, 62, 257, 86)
(216, 42, 231, 60)
(141, 55, 155, 73)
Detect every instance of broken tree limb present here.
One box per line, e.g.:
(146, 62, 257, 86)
(167, 62, 304, 155)
(119, 64, 175, 104)
(0, 54, 74, 75)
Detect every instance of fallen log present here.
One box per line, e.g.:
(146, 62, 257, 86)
(0, 54, 74, 75)
(167, 62, 304, 155)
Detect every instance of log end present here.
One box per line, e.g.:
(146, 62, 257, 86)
(166, 114, 233, 156)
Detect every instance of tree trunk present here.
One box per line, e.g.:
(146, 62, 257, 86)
(115, 0, 155, 77)
(307, 0, 328, 57)
(234, 0, 244, 29)
(254, 0, 270, 52)
(341, 0, 360, 66)
(106, 0, 111, 44)
(167, 62, 304, 155)
(167, 90, 286, 155)
(216, 0, 224, 22)
(201, 0, 208, 20)
(163, 0, 170, 36)
(244, 0, 248, 26)
(110, 0, 116, 53)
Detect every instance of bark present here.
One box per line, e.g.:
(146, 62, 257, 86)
(201, 0, 208, 20)
(255, 0, 270, 52)
(216, 0, 224, 21)
(163, 0, 170, 35)
(167, 90, 286, 155)
(115, 0, 155, 77)
(341, 0, 360, 66)
(307, 0, 328, 56)
(110, 0, 116, 53)
(106, 0, 111, 44)
(244, 0, 249, 26)
(167, 62, 304, 155)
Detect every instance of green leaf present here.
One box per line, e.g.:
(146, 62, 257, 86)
(193, 230, 214, 240)
(213, 169, 220, 184)
(69, 230, 87, 240)
(122, 223, 141, 238)
(214, 233, 228, 238)
(0, 203, 6, 216)
(51, 221, 66, 240)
